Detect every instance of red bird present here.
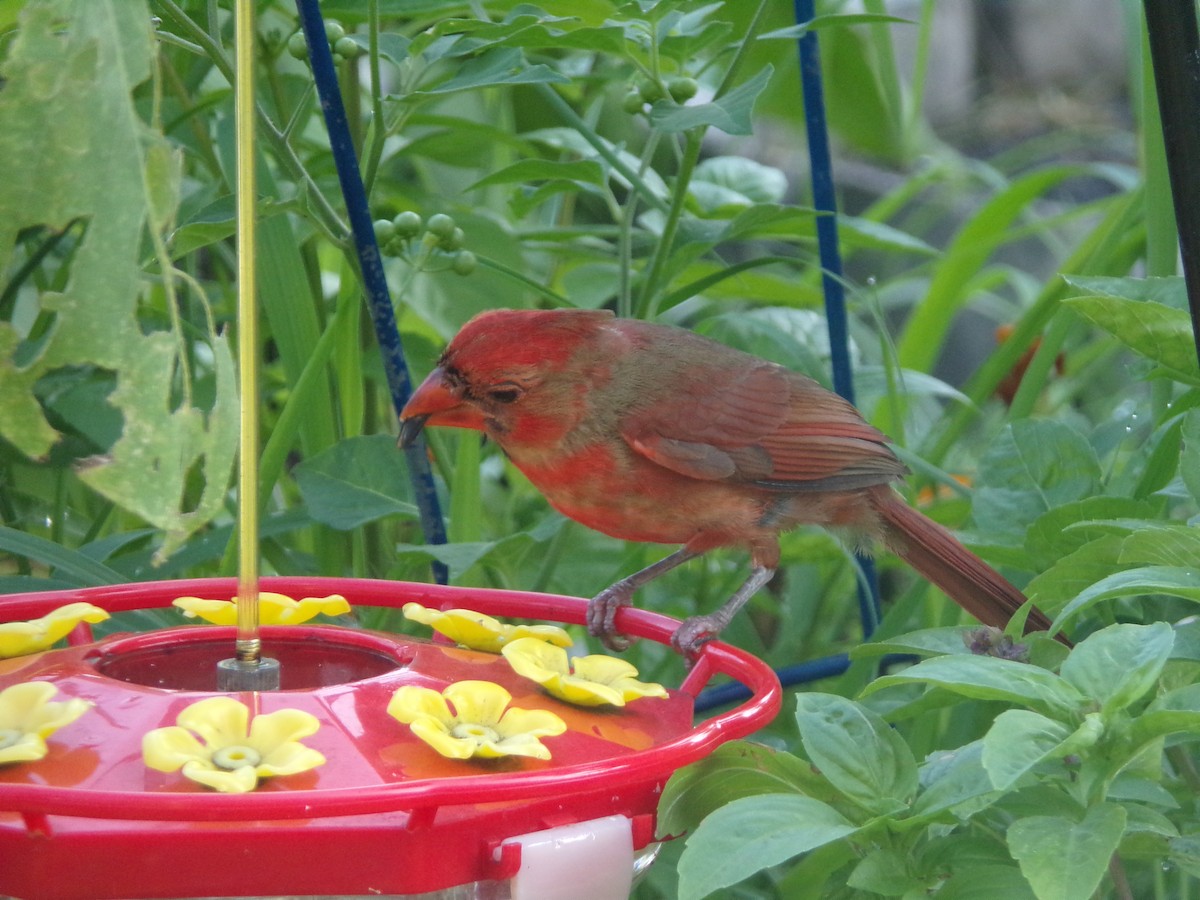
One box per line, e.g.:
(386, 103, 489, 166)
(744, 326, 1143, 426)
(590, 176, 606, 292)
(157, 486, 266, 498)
(398, 308, 1054, 653)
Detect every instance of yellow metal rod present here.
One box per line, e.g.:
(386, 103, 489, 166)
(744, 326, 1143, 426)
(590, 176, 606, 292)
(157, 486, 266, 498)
(234, 0, 260, 664)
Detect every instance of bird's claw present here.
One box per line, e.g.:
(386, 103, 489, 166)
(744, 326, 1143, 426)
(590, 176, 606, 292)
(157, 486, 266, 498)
(586, 584, 636, 652)
(670, 616, 720, 658)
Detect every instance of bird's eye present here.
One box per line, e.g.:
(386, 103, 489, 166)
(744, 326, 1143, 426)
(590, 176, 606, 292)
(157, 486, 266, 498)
(487, 384, 523, 404)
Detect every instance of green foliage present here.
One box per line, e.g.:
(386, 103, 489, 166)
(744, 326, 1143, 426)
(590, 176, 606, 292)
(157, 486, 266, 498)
(0, 2, 1194, 897)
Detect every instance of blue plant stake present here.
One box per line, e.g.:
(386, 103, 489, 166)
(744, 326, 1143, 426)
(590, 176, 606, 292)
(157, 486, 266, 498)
(293, 0, 448, 584)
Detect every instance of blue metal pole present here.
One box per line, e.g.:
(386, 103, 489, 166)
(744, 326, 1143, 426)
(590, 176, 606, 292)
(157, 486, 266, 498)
(793, 0, 882, 640)
(293, 0, 448, 583)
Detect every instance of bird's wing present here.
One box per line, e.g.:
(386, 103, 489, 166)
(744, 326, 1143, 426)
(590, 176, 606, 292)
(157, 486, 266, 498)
(621, 360, 906, 491)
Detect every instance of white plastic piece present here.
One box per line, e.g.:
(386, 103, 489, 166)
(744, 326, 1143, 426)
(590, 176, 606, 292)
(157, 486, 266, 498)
(507, 814, 634, 900)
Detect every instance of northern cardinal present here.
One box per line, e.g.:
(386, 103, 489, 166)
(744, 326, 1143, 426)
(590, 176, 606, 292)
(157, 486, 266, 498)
(398, 308, 1056, 653)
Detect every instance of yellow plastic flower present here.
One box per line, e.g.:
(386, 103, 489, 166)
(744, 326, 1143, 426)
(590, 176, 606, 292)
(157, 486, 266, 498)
(387, 680, 566, 761)
(0, 682, 92, 765)
(502, 637, 669, 707)
(0, 602, 110, 658)
(402, 602, 571, 653)
(142, 696, 325, 793)
(172, 592, 351, 626)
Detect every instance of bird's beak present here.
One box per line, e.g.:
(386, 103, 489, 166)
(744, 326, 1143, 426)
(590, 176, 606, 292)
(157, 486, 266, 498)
(397, 366, 484, 448)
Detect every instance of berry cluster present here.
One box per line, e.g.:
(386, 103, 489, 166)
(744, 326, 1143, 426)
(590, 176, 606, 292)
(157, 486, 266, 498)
(373, 212, 476, 276)
(286, 20, 363, 64)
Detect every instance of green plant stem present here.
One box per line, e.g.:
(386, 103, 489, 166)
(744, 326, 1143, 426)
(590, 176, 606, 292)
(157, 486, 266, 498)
(153, 0, 349, 245)
(639, 128, 702, 319)
(533, 82, 668, 214)
(362, 0, 387, 195)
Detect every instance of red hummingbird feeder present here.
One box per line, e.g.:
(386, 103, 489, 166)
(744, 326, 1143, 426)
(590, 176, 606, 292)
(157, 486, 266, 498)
(0, 576, 781, 899)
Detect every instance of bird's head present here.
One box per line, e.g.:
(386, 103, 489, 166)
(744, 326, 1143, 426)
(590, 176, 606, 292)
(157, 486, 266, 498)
(398, 307, 616, 449)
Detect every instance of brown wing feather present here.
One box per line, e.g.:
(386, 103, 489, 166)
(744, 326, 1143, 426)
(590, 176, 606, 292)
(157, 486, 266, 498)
(616, 325, 905, 490)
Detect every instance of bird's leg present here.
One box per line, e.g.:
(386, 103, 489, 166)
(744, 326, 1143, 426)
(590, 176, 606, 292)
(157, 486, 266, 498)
(588, 546, 701, 651)
(671, 565, 776, 656)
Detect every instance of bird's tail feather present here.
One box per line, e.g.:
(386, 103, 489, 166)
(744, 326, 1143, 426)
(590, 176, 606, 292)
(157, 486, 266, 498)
(870, 489, 1060, 639)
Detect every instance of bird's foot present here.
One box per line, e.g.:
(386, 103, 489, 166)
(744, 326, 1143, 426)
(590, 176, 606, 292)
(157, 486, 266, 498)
(670, 615, 721, 658)
(586, 583, 636, 652)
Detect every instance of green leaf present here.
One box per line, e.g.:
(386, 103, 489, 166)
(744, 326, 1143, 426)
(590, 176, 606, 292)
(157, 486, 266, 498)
(393, 516, 562, 581)
(405, 47, 568, 96)
(911, 740, 1004, 821)
(467, 158, 606, 192)
(0, 0, 237, 559)
(851, 626, 978, 661)
(1023, 497, 1161, 569)
(795, 692, 918, 816)
(1181, 409, 1200, 504)
(1007, 804, 1127, 900)
(1063, 276, 1200, 383)
(1054, 566, 1200, 627)
(863, 655, 1084, 717)
(1025, 535, 1126, 613)
(1059, 622, 1174, 712)
(293, 435, 418, 530)
(847, 847, 917, 896)
(676, 794, 859, 900)
(688, 156, 787, 211)
(981, 709, 1073, 790)
(658, 741, 821, 838)
(648, 65, 773, 136)
(973, 420, 1102, 544)
(0, 525, 124, 586)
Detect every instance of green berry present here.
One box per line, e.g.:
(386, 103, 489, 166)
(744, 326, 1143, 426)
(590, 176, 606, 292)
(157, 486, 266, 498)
(667, 76, 698, 103)
(451, 250, 477, 276)
(373, 219, 395, 245)
(426, 213, 456, 239)
(637, 78, 664, 104)
(392, 211, 422, 238)
(334, 36, 361, 59)
(286, 31, 308, 60)
(622, 89, 645, 114)
(440, 226, 466, 251)
(324, 20, 345, 43)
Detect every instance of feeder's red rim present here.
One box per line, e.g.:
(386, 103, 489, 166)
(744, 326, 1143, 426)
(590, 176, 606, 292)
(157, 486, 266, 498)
(0, 577, 781, 822)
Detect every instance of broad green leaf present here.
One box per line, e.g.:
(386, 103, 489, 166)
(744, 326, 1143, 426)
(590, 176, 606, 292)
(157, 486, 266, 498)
(1007, 804, 1127, 900)
(658, 741, 823, 838)
(847, 847, 917, 896)
(1181, 410, 1200, 504)
(688, 156, 787, 211)
(1059, 622, 1174, 713)
(1023, 497, 1160, 569)
(0, 0, 237, 558)
(851, 626, 978, 661)
(911, 740, 1004, 821)
(1053, 566, 1200, 628)
(648, 65, 773, 136)
(405, 47, 568, 96)
(973, 420, 1101, 544)
(393, 516, 562, 581)
(676, 794, 859, 900)
(931, 865, 1037, 900)
(1169, 835, 1200, 878)
(863, 655, 1084, 717)
(981, 709, 1073, 790)
(1118, 521, 1200, 566)
(1025, 535, 1127, 613)
(293, 435, 418, 530)
(795, 692, 918, 816)
(1064, 288, 1200, 383)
